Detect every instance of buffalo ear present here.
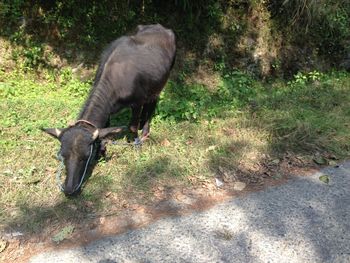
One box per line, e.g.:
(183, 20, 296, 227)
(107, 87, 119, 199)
(98, 127, 125, 139)
(42, 128, 64, 139)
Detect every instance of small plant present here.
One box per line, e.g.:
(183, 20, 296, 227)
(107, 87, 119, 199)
(58, 67, 91, 97)
(157, 71, 256, 122)
(288, 71, 325, 87)
(218, 71, 255, 105)
(23, 45, 44, 68)
(52, 225, 75, 243)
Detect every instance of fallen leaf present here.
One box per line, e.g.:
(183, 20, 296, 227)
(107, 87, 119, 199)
(319, 175, 330, 184)
(271, 159, 280, 165)
(105, 191, 112, 197)
(0, 240, 7, 253)
(186, 140, 193, 145)
(206, 145, 217, 152)
(52, 225, 74, 243)
(233, 181, 246, 191)
(161, 139, 171, 146)
(45, 167, 56, 174)
(215, 177, 224, 187)
(99, 217, 106, 224)
(328, 160, 338, 167)
(25, 177, 41, 184)
(313, 156, 327, 165)
(2, 170, 13, 176)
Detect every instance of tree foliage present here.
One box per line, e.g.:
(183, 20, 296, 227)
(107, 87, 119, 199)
(0, 0, 349, 74)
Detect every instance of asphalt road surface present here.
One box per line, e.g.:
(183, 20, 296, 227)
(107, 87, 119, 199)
(30, 162, 350, 263)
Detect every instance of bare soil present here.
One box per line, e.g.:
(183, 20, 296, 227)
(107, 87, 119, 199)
(1, 154, 324, 263)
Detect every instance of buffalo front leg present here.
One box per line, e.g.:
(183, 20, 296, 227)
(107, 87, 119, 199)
(99, 117, 110, 158)
(129, 105, 142, 142)
(139, 100, 158, 140)
(98, 140, 108, 159)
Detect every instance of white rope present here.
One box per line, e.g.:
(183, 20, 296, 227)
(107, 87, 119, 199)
(73, 144, 94, 192)
(56, 144, 95, 193)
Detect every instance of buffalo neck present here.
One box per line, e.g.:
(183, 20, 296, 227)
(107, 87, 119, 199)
(78, 81, 119, 128)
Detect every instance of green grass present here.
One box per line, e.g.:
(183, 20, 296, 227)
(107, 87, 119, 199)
(256, 71, 350, 154)
(0, 68, 349, 235)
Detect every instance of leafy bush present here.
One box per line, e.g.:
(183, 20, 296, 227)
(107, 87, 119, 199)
(0, 0, 349, 76)
(157, 71, 255, 122)
(269, 0, 350, 57)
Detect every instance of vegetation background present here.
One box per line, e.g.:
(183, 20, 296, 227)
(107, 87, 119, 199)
(0, 0, 349, 250)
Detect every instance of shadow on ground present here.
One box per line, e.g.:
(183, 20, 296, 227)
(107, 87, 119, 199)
(3, 73, 350, 241)
(28, 162, 350, 262)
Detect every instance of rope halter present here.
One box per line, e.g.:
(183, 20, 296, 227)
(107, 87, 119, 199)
(56, 143, 95, 193)
(56, 119, 98, 193)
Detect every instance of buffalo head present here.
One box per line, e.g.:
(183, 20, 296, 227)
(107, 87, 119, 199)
(43, 123, 123, 196)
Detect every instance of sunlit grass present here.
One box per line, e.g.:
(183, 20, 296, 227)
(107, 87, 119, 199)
(0, 69, 349, 233)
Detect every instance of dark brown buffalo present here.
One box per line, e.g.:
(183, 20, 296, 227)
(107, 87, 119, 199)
(43, 24, 176, 196)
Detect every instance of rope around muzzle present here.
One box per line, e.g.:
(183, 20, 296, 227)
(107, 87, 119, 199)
(55, 139, 143, 192)
(56, 144, 95, 193)
(55, 125, 144, 192)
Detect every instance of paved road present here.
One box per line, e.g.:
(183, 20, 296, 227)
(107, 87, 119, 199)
(30, 162, 350, 263)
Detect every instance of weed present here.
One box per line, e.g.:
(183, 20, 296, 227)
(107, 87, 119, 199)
(157, 70, 255, 122)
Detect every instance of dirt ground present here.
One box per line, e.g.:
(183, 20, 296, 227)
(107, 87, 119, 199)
(1, 153, 328, 263)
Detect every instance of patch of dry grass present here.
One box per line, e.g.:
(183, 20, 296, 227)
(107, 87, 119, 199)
(0, 69, 349, 236)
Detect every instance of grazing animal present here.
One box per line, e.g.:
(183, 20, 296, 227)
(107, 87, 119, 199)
(43, 24, 176, 196)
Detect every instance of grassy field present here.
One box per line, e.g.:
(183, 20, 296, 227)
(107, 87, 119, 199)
(0, 68, 349, 236)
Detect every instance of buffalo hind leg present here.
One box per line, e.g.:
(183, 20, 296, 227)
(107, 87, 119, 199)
(129, 105, 142, 142)
(139, 100, 157, 140)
